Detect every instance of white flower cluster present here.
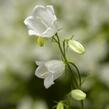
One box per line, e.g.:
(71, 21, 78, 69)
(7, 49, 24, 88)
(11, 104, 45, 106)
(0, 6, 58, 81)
(24, 5, 65, 88)
(24, 5, 85, 89)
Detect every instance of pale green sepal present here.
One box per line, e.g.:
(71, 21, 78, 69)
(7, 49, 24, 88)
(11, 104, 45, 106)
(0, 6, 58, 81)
(37, 37, 45, 46)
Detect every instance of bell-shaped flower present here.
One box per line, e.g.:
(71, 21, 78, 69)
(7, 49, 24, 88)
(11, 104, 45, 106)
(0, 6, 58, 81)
(35, 60, 65, 88)
(24, 5, 58, 38)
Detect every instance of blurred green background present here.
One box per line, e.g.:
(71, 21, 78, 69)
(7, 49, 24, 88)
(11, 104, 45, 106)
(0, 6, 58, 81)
(0, 0, 109, 109)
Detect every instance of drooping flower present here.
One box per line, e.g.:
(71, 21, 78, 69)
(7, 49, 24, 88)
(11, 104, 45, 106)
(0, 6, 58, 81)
(24, 5, 58, 38)
(35, 60, 65, 88)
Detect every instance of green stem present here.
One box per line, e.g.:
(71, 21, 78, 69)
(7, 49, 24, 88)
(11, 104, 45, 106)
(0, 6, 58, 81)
(53, 33, 85, 109)
(63, 40, 66, 58)
(81, 101, 84, 109)
(54, 33, 79, 88)
(56, 33, 67, 62)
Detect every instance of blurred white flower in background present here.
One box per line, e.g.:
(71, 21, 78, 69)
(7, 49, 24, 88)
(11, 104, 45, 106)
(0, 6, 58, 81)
(24, 5, 58, 38)
(35, 60, 65, 88)
(17, 97, 33, 109)
(106, 105, 109, 109)
(33, 100, 48, 109)
(77, 38, 106, 72)
(99, 64, 109, 87)
(0, 0, 109, 108)
(17, 97, 48, 109)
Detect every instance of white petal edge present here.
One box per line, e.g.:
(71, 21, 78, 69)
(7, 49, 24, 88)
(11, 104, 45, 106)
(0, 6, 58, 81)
(32, 5, 56, 16)
(24, 16, 47, 36)
(41, 20, 58, 37)
(28, 30, 36, 35)
(35, 64, 48, 79)
(45, 60, 65, 80)
(24, 16, 33, 25)
(24, 5, 58, 38)
(46, 5, 55, 14)
(32, 5, 45, 15)
(45, 60, 65, 73)
(32, 5, 57, 27)
(24, 16, 38, 36)
(44, 73, 54, 88)
(46, 5, 57, 21)
(35, 61, 45, 65)
(41, 27, 56, 38)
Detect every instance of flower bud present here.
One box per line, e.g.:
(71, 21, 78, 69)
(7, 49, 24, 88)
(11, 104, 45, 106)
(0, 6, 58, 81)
(70, 89, 86, 101)
(37, 37, 45, 46)
(68, 39, 85, 54)
(56, 101, 64, 109)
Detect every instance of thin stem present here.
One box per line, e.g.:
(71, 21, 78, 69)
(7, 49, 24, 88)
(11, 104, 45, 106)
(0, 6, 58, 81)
(55, 33, 67, 62)
(54, 33, 79, 88)
(52, 37, 58, 43)
(53, 33, 85, 109)
(81, 101, 84, 109)
(63, 40, 66, 58)
(69, 62, 81, 88)
(67, 64, 78, 88)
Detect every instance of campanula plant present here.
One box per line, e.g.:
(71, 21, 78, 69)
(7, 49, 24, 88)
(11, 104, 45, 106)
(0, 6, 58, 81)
(24, 5, 86, 109)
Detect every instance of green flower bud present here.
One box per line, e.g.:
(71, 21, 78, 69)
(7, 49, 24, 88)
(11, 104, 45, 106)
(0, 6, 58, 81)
(57, 101, 64, 109)
(68, 39, 85, 54)
(71, 89, 86, 101)
(37, 37, 45, 46)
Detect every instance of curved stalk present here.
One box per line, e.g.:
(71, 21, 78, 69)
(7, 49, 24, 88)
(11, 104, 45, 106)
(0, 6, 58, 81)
(68, 62, 81, 88)
(53, 33, 85, 109)
(54, 33, 79, 88)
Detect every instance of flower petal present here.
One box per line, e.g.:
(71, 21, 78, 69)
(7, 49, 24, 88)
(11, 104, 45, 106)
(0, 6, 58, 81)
(28, 29, 36, 35)
(45, 60, 65, 80)
(46, 5, 55, 15)
(32, 5, 57, 27)
(35, 61, 45, 65)
(24, 5, 58, 38)
(44, 73, 54, 88)
(42, 27, 56, 38)
(41, 20, 58, 37)
(46, 5, 57, 24)
(35, 64, 49, 79)
(24, 16, 46, 36)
